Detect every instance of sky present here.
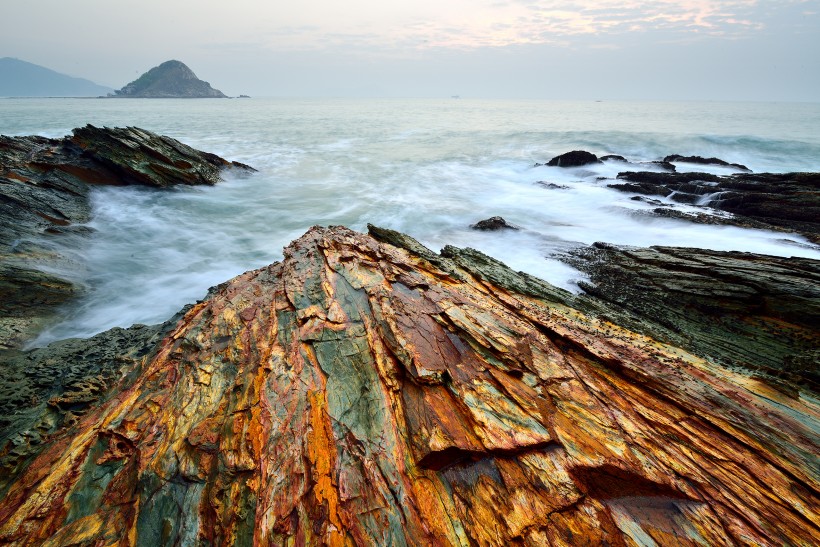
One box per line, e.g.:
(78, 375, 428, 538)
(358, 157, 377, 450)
(2, 0, 818, 100)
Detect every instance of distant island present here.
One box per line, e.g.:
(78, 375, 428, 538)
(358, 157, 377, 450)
(0, 57, 113, 97)
(113, 60, 227, 98)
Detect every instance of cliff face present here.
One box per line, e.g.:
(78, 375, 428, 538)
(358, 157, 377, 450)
(114, 60, 228, 98)
(0, 225, 816, 546)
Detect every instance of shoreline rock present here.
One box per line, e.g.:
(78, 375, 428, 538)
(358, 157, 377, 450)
(0, 126, 255, 349)
(610, 170, 820, 242)
(0, 225, 817, 545)
(469, 216, 519, 231)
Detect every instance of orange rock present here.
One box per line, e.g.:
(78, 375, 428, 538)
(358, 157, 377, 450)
(0, 226, 817, 546)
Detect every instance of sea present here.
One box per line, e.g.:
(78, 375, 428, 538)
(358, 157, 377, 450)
(2, 98, 820, 346)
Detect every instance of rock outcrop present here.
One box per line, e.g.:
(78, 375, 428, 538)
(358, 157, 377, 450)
(663, 154, 750, 171)
(0, 225, 816, 545)
(114, 60, 227, 98)
(469, 216, 519, 231)
(546, 150, 601, 167)
(564, 243, 820, 390)
(0, 126, 254, 348)
(610, 170, 820, 242)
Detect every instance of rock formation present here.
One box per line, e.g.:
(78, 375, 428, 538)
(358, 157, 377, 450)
(114, 60, 227, 98)
(0, 125, 254, 348)
(662, 154, 750, 171)
(546, 150, 601, 167)
(469, 216, 519, 231)
(610, 170, 820, 242)
(564, 243, 820, 390)
(0, 225, 816, 545)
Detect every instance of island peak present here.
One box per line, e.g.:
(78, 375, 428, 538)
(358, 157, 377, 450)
(114, 59, 227, 98)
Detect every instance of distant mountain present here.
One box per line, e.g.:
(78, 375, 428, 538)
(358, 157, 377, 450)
(0, 57, 113, 97)
(114, 60, 227, 98)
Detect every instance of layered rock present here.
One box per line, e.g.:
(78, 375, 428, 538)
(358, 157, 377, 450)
(114, 60, 227, 98)
(564, 243, 820, 390)
(0, 126, 254, 348)
(0, 225, 816, 545)
(610, 171, 820, 242)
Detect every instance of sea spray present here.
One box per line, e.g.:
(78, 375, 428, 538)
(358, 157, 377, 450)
(7, 98, 818, 345)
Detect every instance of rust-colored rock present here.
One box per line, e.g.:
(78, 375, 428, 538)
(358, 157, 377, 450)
(0, 226, 817, 545)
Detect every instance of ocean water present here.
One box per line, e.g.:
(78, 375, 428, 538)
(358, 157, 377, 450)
(2, 98, 820, 345)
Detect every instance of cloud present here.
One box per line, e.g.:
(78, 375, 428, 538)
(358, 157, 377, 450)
(243, 0, 796, 54)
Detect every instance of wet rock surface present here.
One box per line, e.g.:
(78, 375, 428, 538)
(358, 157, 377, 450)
(0, 225, 816, 545)
(0, 125, 254, 349)
(611, 170, 820, 242)
(564, 243, 820, 391)
(546, 150, 601, 167)
(663, 154, 750, 171)
(469, 216, 519, 231)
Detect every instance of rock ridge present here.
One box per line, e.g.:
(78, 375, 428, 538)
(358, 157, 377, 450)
(0, 225, 816, 545)
(0, 125, 255, 348)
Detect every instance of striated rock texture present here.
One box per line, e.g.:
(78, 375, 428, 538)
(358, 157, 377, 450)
(0, 125, 254, 348)
(610, 171, 820, 242)
(564, 243, 820, 391)
(114, 60, 227, 98)
(0, 225, 817, 546)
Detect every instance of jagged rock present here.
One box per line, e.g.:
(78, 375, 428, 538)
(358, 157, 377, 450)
(664, 154, 750, 171)
(599, 154, 627, 162)
(0, 225, 816, 545)
(469, 216, 519, 230)
(0, 319, 179, 498)
(0, 126, 255, 348)
(564, 243, 820, 390)
(610, 171, 820, 242)
(546, 150, 601, 167)
(114, 60, 227, 98)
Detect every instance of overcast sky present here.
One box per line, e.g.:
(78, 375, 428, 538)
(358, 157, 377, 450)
(2, 0, 818, 100)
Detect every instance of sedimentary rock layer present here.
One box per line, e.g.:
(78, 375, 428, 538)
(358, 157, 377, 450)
(0, 225, 816, 545)
(564, 243, 820, 391)
(0, 125, 254, 348)
(610, 171, 820, 242)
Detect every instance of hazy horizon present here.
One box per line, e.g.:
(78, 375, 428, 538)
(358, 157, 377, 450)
(2, 0, 818, 101)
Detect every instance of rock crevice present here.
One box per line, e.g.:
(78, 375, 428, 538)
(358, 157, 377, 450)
(0, 226, 816, 545)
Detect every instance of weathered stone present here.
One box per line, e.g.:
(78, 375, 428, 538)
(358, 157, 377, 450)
(0, 126, 255, 349)
(0, 226, 816, 545)
(469, 216, 519, 231)
(546, 150, 601, 167)
(663, 154, 750, 171)
(611, 170, 820, 242)
(565, 243, 820, 390)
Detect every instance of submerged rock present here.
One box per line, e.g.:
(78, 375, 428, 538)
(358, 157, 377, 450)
(114, 60, 228, 98)
(546, 150, 601, 167)
(599, 154, 627, 162)
(469, 216, 519, 230)
(0, 225, 816, 545)
(610, 170, 820, 242)
(663, 154, 750, 171)
(0, 126, 255, 348)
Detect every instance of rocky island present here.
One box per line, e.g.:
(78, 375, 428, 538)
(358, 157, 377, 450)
(113, 60, 228, 98)
(0, 137, 818, 545)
